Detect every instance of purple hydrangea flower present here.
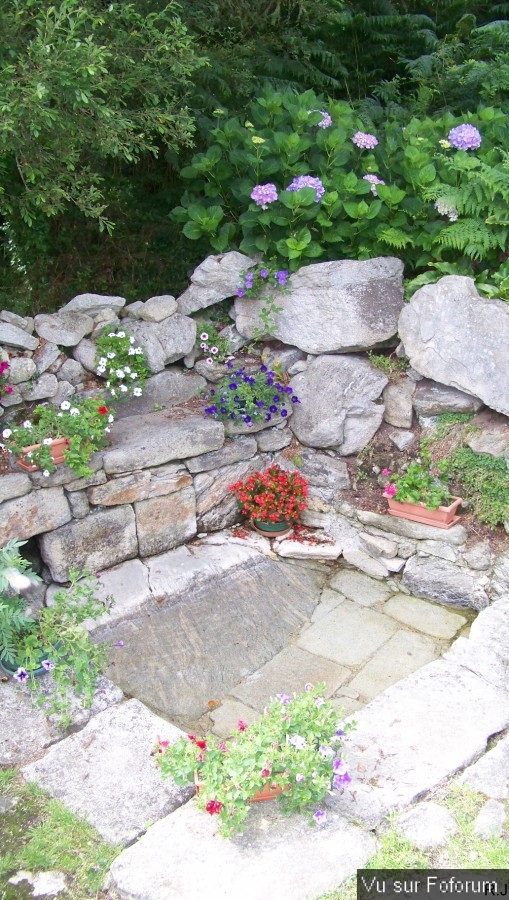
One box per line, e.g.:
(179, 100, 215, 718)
(352, 131, 378, 150)
(286, 175, 325, 203)
(308, 109, 332, 129)
(250, 183, 279, 209)
(448, 124, 481, 150)
(313, 809, 327, 826)
(363, 173, 386, 196)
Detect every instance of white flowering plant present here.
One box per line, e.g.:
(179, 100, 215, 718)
(154, 683, 353, 837)
(95, 329, 150, 400)
(2, 397, 114, 476)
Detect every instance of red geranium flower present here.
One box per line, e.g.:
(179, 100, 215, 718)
(205, 799, 223, 815)
(98, 405, 109, 415)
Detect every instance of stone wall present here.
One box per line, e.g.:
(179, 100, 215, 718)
(0, 252, 508, 594)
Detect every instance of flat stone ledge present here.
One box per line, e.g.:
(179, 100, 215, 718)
(107, 796, 376, 900)
(22, 699, 193, 847)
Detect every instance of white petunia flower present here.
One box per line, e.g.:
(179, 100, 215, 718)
(2, 428, 12, 439)
(124, 366, 131, 374)
(42, 470, 50, 477)
(42, 438, 53, 445)
(120, 384, 128, 392)
(130, 372, 137, 379)
(129, 336, 135, 344)
(116, 369, 125, 378)
(108, 414, 114, 423)
(133, 387, 142, 397)
(107, 352, 116, 359)
(117, 331, 125, 338)
(60, 401, 71, 410)
(23, 420, 32, 429)
(70, 408, 80, 416)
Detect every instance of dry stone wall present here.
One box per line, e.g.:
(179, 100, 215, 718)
(0, 253, 508, 595)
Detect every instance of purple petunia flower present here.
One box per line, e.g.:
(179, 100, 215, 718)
(276, 693, 292, 704)
(286, 175, 325, 203)
(333, 772, 352, 790)
(448, 124, 481, 150)
(296, 773, 305, 782)
(352, 131, 378, 149)
(313, 810, 327, 826)
(275, 269, 289, 286)
(281, 409, 288, 417)
(14, 667, 29, 683)
(41, 659, 55, 671)
(250, 183, 279, 209)
(229, 383, 237, 390)
(269, 405, 277, 413)
(289, 734, 307, 750)
(260, 365, 267, 373)
(259, 268, 269, 278)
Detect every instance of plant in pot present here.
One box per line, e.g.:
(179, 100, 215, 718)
(0, 541, 113, 726)
(203, 363, 300, 430)
(2, 396, 114, 477)
(154, 683, 353, 837)
(382, 449, 462, 528)
(228, 463, 308, 536)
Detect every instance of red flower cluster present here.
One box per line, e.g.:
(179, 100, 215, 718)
(228, 464, 308, 524)
(205, 799, 223, 815)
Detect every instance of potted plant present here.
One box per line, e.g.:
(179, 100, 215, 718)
(382, 450, 462, 528)
(2, 396, 114, 477)
(0, 540, 112, 726)
(229, 463, 308, 536)
(154, 684, 353, 837)
(203, 363, 300, 431)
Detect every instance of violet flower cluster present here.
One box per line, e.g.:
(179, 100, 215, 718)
(352, 131, 378, 150)
(308, 109, 332, 129)
(250, 183, 278, 209)
(203, 364, 299, 426)
(286, 175, 325, 203)
(363, 173, 385, 196)
(448, 124, 482, 151)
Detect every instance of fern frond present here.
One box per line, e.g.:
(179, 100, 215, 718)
(435, 220, 504, 261)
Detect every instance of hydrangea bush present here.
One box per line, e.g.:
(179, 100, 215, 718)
(203, 364, 299, 427)
(172, 86, 508, 294)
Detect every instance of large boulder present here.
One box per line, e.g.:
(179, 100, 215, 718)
(177, 251, 255, 315)
(235, 257, 405, 352)
(289, 354, 388, 454)
(399, 276, 509, 417)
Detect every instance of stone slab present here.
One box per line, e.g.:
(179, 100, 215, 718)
(0, 487, 72, 545)
(342, 548, 389, 578)
(22, 699, 193, 846)
(347, 630, 439, 702)
(0, 472, 32, 504)
(100, 554, 326, 721)
(275, 538, 342, 560)
(328, 570, 392, 607)
(395, 801, 456, 850)
(107, 796, 376, 900)
(402, 555, 489, 611)
(356, 509, 467, 544)
(231, 645, 350, 712)
(134, 486, 197, 557)
(311, 587, 346, 622)
(383, 594, 467, 639)
(297, 600, 398, 667)
(210, 700, 260, 738)
(328, 659, 509, 827)
(458, 732, 509, 799)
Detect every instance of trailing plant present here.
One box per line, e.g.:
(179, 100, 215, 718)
(3, 563, 112, 728)
(237, 261, 289, 339)
(95, 329, 150, 400)
(442, 447, 509, 528)
(0, 540, 39, 666)
(2, 397, 114, 477)
(195, 323, 232, 365)
(203, 363, 299, 427)
(154, 683, 353, 837)
(229, 463, 308, 523)
(0, 358, 13, 401)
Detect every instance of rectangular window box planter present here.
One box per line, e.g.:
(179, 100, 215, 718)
(384, 494, 463, 529)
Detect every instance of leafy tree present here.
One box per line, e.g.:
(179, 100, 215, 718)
(0, 0, 206, 307)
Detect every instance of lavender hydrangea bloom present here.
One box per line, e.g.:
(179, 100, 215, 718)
(250, 183, 279, 209)
(286, 175, 325, 203)
(448, 124, 482, 150)
(363, 174, 385, 196)
(352, 131, 378, 150)
(308, 109, 332, 129)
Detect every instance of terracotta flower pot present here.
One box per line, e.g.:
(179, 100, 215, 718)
(16, 437, 70, 472)
(251, 519, 293, 537)
(194, 772, 288, 803)
(384, 494, 463, 529)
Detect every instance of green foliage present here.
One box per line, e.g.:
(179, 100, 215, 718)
(0, 539, 39, 665)
(431, 412, 474, 441)
(173, 87, 509, 290)
(443, 446, 509, 527)
(0, 774, 119, 896)
(155, 683, 352, 837)
(367, 351, 408, 381)
(95, 328, 150, 401)
(384, 446, 452, 509)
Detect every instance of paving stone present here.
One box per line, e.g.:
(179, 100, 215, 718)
(328, 570, 392, 607)
(383, 593, 467, 639)
(347, 630, 439, 702)
(473, 799, 506, 837)
(402, 555, 489, 611)
(328, 659, 509, 828)
(311, 587, 346, 622)
(231, 645, 350, 711)
(331, 696, 364, 716)
(210, 700, 260, 738)
(359, 532, 398, 559)
(297, 600, 398, 667)
(275, 538, 342, 560)
(382, 556, 405, 573)
(22, 699, 193, 846)
(458, 733, 509, 799)
(395, 801, 456, 849)
(107, 796, 376, 900)
(342, 548, 389, 578)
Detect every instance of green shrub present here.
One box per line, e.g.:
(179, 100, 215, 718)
(444, 447, 509, 528)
